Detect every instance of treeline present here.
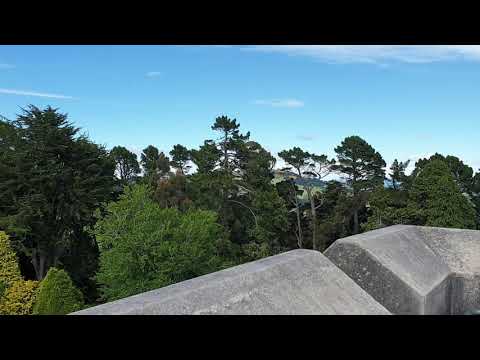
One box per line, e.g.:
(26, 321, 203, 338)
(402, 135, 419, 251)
(0, 105, 479, 314)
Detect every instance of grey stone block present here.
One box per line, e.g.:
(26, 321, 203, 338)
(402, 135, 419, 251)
(418, 226, 480, 314)
(71, 249, 390, 315)
(325, 225, 480, 315)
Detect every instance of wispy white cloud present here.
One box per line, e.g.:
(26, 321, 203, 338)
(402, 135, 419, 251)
(253, 99, 304, 108)
(145, 71, 162, 78)
(242, 45, 480, 65)
(296, 134, 317, 141)
(0, 88, 75, 99)
(0, 63, 15, 69)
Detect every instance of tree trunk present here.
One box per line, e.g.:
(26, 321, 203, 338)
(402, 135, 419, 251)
(38, 255, 46, 280)
(290, 181, 303, 248)
(223, 132, 228, 171)
(307, 188, 318, 251)
(352, 172, 359, 234)
(353, 209, 359, 234)
(296, 206, 303, 248)
(31, 248, 39, 280)
(31, 247, 48, 280)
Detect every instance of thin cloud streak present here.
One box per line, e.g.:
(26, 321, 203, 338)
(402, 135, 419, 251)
(242, 45, 480, 65)
(253, 99, 304, 108)
(0, 88, 75, 99)
(146, 71, 162, 78)
(0, 63, 15, 69)
(296, 135, 317, 141)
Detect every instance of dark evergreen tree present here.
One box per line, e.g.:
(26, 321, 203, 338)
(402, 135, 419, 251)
(110, 146, 141, 184)
(190, 140, 222, 174)
(412, 153, 474, 194)
(211, 116, 250, 172)
(332, 136, 386, 234)
(409, 160, 476, 229)
(0, 106, 116, 281)
(389, 159, 410, 190)
(169, 144, 191, 175)
(316, 181, 356, 249)
(140, 145, 171, 185)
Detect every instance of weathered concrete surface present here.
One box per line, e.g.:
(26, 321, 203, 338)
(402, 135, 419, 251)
(325, 225, 480, 315)
(418, 226, 480, 314)
(72, 249, 390, 315)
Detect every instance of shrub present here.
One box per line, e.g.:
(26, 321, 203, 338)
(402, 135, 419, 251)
(0, 231, 22, 287)
(0, 280, 7, 298)
(95, 184, 228, 302)
(0, 280, 39, 315)
(33, 268, 84, 315)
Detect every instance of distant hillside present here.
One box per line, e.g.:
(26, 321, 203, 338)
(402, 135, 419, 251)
(294, 178, 328, 188)
(273, 169, 397, 191)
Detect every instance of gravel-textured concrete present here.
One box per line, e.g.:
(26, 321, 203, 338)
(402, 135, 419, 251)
(72, 249, 390, 315)
(325, 225, 480, 315)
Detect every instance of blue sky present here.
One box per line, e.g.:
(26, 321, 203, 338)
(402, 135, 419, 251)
(0, 45, 479, 173)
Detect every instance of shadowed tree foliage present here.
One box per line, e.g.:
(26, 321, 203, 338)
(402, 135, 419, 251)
(412, 153, 475, 194)
(389, 159, 410, 190)
(190, 140, 222, 174)
(188, 116, 288, 258)
(473, 171, 480, 229)
(154, 171, 193, 211)
(362, 186, 416, 231)
(316, 181, 356, 249)
(169, 144, 191, 175)
(110, 146, 141, 185)
(140, 145, 171, 186)
(333, 136, 386, 234)
(408, 160, 476, 229)
(275, 178, 308, 249)
(211, 116, 250, 172)
(0, 106, 116, 281)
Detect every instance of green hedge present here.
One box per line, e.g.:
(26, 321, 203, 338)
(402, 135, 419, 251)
(0, 231, 22, 287)
(33, 268, 84, 315)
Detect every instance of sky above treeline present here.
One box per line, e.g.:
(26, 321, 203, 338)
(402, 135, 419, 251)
(0, 45, 479, 174)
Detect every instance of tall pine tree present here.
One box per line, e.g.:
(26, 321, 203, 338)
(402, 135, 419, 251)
(333, 136, 386, 234)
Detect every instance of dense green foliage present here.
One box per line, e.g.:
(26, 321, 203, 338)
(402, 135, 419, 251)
(365, 158, 478, 231)
(0, 106, 115, 283)
(0, 231, 22, 287)
(408, 160, 476, 229)
(389, 159, 410, 190)
(332, 136, 386, 233)
(1, 104, 479, 310)
(0, 231, 40, 315)
(33, 268, 84, 315)
(140, 145, 170, 186)
(0, 279, 39, 315)
(94, 184, 231, 301)
(110, 146, 141, 185)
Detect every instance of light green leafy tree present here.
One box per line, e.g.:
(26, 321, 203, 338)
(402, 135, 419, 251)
(94, 184, 230, 302)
